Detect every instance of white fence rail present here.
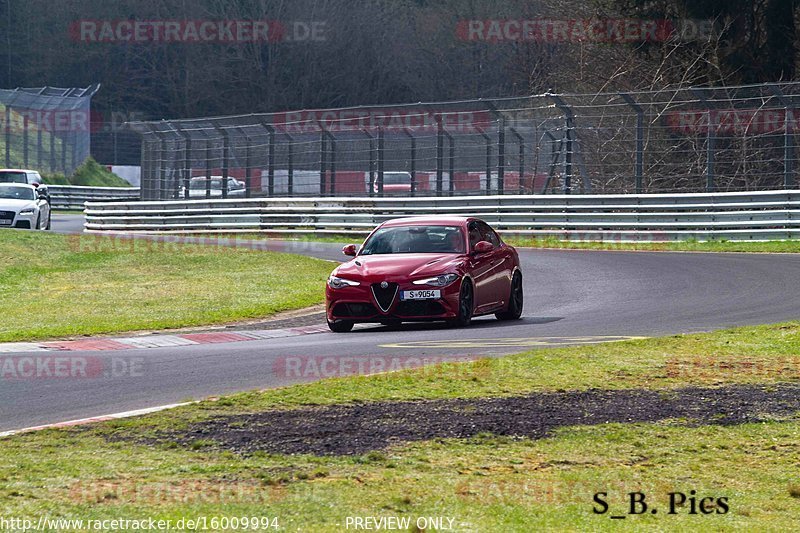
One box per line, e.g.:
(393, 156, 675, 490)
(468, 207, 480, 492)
(48, 185, 140, 210)
(84, 190, 800, 242)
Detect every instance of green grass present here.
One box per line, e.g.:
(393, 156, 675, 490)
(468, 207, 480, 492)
(191, 233, 800, 254)
(43, 157, 132, 187)
(1, 323, 800, 529)
(0, 231, 334, 342)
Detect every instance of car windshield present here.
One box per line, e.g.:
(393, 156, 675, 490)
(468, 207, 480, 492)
(383, 173, 410, 185)
(360, 225, 465, 255)
(0, 172, 27, 184)
(0, 186, 34, 200)
(190, 179, 223, 190)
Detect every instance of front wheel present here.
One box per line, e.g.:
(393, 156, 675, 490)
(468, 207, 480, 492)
(44, 209, 51, 231)
(328, 319, 354, 333)
(447, 279, 473, 328)
(496, 271, 523, 320)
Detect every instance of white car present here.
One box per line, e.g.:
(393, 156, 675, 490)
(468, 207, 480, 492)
(0, 183, 51, 230)
(187, 176, 246, 198)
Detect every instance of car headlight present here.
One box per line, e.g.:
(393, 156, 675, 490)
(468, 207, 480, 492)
(328, 275, 361, 289)
(18, 209, 35, 216)
(412, 273, 459, 287)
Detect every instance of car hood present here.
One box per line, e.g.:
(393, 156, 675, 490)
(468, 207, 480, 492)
(334, 253, 465, 280)
(0, 199, 35, 211)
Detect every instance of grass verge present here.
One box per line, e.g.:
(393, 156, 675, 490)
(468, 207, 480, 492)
(191, 232, 800, 253)
(0, 231, 333, 342)
(1, 323, 799, 530)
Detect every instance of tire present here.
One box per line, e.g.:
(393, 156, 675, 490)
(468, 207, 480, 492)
(35, 214, 41, 230)
(44, 210, 51, 231)
(496, 271, 523, 321)
(447, 279, 474, 328)
(328, 319, 354, 333)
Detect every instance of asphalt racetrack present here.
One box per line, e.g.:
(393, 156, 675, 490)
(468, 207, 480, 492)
(2, 214, 800, 432)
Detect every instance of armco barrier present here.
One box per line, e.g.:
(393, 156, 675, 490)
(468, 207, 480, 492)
(84, 190, 800, 242)
(48, 185, 140, 210)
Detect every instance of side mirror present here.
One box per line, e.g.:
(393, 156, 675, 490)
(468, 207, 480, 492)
(473, 240, 494, 254)
(342, 244, 358, 257)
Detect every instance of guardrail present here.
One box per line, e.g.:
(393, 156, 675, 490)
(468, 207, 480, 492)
(84, 190, 800, 241)
(48, 185, 140, 210)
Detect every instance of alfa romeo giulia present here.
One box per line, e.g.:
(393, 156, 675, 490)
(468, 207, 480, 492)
(326, 216, 523, 332)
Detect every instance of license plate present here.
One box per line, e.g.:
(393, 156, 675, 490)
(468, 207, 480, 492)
(0, 220, 11, 225)
(401, 289, 441, 300)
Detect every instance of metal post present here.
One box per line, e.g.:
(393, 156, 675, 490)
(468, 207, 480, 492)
(436, 116, 444, 196)
(361, 129, 376, 197)
(205, 137, 212, 199)
(483, 131, 492, 194)
(286, 132, 294, 196)
(769, 85, 796, 188)
(401, 129, 417, 196)
(446, 131, 455, 195)
(36, 119, 42, 169)
(266, 124, 275, 197)
(328, 132, 336, 196)
(498, 116, 506, 195)
(174, 126, 192, 200)
(49, 126, 55, 172)
(319, 131, 327, 196)
(377, 127, 385, 196)
(61, 133, 67, 174)
(235, 126, 253, 198)
(691, 88, 716, 192)
(22, 114, 28, 167)
(219, 128, 230, 199)
(510, 128, 524, 194)
(4, 105, 10, 167)
(548, 94, 575, 194)
(620, 93, 645, 193)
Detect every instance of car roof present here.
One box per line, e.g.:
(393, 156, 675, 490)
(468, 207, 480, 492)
(379, 216, 475, 227)
(0, 169, 35, 173)
(0, 182, 35, 190)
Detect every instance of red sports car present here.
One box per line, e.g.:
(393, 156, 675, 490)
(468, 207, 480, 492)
(325, 216, 523, 332)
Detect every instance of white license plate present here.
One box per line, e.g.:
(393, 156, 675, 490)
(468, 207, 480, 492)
(401, 289, 441, 301)
(0, 220, 11, 225)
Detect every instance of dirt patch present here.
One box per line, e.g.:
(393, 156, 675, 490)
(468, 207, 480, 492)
(162, 384, 800, 456)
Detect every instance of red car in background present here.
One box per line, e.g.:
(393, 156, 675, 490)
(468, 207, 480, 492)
(325, 216, 523, 332)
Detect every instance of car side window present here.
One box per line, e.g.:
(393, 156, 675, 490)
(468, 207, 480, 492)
(478, 222, 501, 247)
(468, 222, 482, 250)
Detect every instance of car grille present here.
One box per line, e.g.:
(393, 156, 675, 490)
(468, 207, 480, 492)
(332, 302, 378, 317)
(0, 211, 14, 220)
(371, 282, 398, 313)
(396, 300, 446, 317)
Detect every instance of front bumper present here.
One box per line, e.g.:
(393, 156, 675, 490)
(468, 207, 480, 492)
(326, 279, 462, 322)
(0, 211, 33, 229)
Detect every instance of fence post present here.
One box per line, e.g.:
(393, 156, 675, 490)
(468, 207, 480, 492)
(510, 127, 524, 194)
(446, 130, 455, 195)
(435, 116, 444, 196)
(769, 85, 796, 188)
(498, 116, 506, 195)
(4, 105, 10, 167)
(319, 130, 327, 196)
(37, 118, 43, 169)
(402, 128, 416, 196)
(691, 88, 716, 192)
(266, 124, 275, 197)
(204, 135, 213, 199)
(548, 94, 575, 194)
(480, 130, 492, 194)
(182, 132, 192, 200)
(328, 131, 336, 196)
(61, 132, 67, 174)
(216, 126, 230, 199)
(286, 132, 294, 196)
(22, 114, 29, 168)
(235, 127, 253, 198)
(377, 127, 385, 196)
(361, 129, 375, 196)
(619, 93, 644, 193)
(50, 126, 56, 172)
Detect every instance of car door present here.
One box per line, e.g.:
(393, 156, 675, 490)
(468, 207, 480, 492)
(467, 221, 495, 310)
(476, 221, 511, 310)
